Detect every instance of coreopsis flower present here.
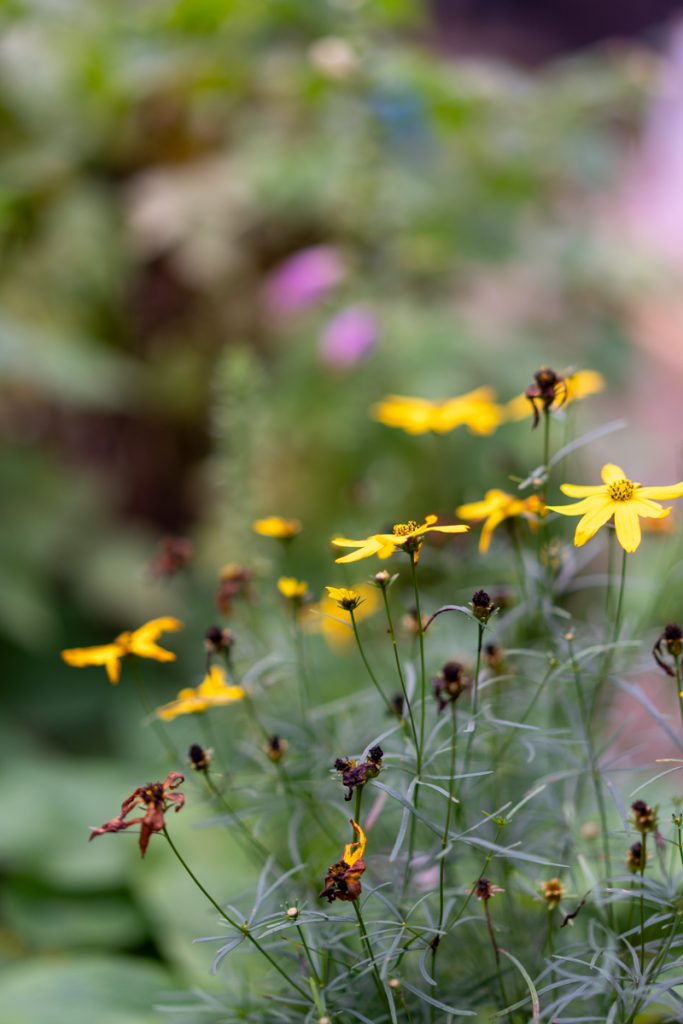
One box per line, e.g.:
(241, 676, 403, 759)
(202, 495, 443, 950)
(370, 387, 504, 436)
(215, 564, 252, 616)
(631, 800, 657, 834)
(325, 586, 364, 611)
(204, 625, 235, 658)
(305, 583, 379, 650)
(320, 819, 367, 903)
(473, 877, 504, 901)
(456, 489, 544, 553)
(188, 743, 213, 772)
(627, 841, 645, 873)
(541, 878, 566, 909)
(506, 369, 604, 427)
(333, 515, 468, 564)
(156, 665, 245, 721)
(253, 516, 301, 540)
(89, 772, 185, 857)
(470, 590, 496, 624)
(433, 661, 469, 712)
(334, 746, 383, 801)
(277, 577, 309, 604)
(147, 537, 193, 581)
(264, 734, 289, 762)
(652, 623, 683, 678)
(547, 463, 683, 553)
(61, 617, 182, 685)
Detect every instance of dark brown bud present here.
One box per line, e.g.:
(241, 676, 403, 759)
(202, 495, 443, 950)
(188, 744, 212, 772)
(627, 841, 644, 873)
(631, 800, 657, 834)
(265, 735, 288, 762)
(204, 626, 235, 655)
(471, 590, 495, 623)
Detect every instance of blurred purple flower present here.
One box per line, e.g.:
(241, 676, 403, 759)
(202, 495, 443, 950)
(319, 305, 378, 369)
(266, 245, 346, 314)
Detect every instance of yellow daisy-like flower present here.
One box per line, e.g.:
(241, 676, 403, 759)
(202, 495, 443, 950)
(61, 617, 183, 685)
(253, 516, 301, 540)
(333, 515, 469, 564)
(370, 387, 504, 436)
(457, 489, 545, 553)
(277, 576, 309, 600)
(505, 369, 605, 422)
(156, 665, 246, 721)
(547, 463, 683, 553)
(325, 586, 364, 610)
(306, 584, 379, 649)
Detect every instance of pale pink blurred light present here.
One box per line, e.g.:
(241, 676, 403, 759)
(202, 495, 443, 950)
(265, 245, 346, 314)
(623, 24, 683, 261)
(319, 305, 378, 368)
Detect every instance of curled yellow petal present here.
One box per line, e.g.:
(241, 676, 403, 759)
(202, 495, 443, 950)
(343, 819, 367, 867)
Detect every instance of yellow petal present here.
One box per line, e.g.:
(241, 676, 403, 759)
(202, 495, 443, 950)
(131, 617, 183, 643)
(565, 370, 605, 402)
(457, 490, 510, 521)
(637, 483, 683, 500)
(547, 497, 607, 517)
(630, 498, 671, 519)
(335, 538, 388, 564)
(427, 524, 469, 535)
(343, 819, 367, 867)
(370, 396, 437, 434)
(560, 483, 605, 498)
(61, 643, 122, 667)
(614, 505, 641, 553)
(479, 509, 508, 554)
(601, 464, 626, 485)
(573, 499, 614, 547)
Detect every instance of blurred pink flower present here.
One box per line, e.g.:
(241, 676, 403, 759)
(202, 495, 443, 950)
(319, 305, 378, 368)
(266, 245, 346, 314)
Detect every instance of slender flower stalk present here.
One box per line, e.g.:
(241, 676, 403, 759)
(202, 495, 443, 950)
(432, 702, 458, 985)
(349, 608, 394, 715)
(404, 552, 426, 889)
(352, 900, 390, 1013)
(380, 582, 419, 751)
(201, 770, 272, 864)
(639, 831, 648, 971)
(566, 633, 613, 929)
(162, 825, 310, 1002)
(460, 621, 485, 800)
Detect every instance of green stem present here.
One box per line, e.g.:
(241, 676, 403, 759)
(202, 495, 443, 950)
(296, 924, 321, 986)
(446, 824, 504, 931)
(293, 608, 311, 719)
(202, 771, 273, 864)
(639, 831, 647, 971)
(349, 609, 394, 716)
(483, 898, 509, 1015)
(460, 623, 485, 804)
(567, 634, 613, 929)
(404, 552, 426, 892)
(592, 548, 628, 721)
(352, 900, 390, 1014)
(675, 656, 683, 731)
(162, 826, 310, 1002)
(432, 702, 457, 987)
(381, 586, 419, 751)
(354, 786, 363, 828)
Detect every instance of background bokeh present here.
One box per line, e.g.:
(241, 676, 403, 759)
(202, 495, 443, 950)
(3, 1, 683, 1021)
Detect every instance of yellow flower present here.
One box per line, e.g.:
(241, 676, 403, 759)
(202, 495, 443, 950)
(457, 489, 545, 553)
(253, 516, 301, 539)
(343, 819, 367, 868)
(306, 584, 379, 649)
(547, 463, 683, 553)
(370, 387, 504, 436)
(333, 515, 469, 564)
(505, 369, 605, 422)
(277, 576, 309, 600)
(156, 665, 246, 721)
(61, 617, 183, 685)
(325, 586, 364, 610)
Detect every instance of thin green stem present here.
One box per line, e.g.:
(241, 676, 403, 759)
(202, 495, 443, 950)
(446, 824, 504, 931)
(349, 609, 394, 716)
(381, 586, 419, 751)
(567, 634, 613, 929)
(675, 656, 683, 731)
(162, 826, 310, 1002)
(352, 900, 390, 1014)
(404, 552, 426, 892)
(432, 702, 457, 988)
(483, 898, 509, 1015)
(541, 409, 551, 507)
(354, 786, 363, 828)
(293, 609, 311, 719)
(202, 771, 273, 864)
(461, 622, 485, 803)
(296, 924, 320, 986)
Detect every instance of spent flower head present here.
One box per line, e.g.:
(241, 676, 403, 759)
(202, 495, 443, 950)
(89, 772, 185, 857)
(473, 877, 504, 901)
(334, 746, 383, 801)
(264, 735, 289, 762)
(61, 617, 183, 685)
(188, 743, 213, 772)
(547, 463, 683, 552)
(627, 841, 645, 873)
(215, 564, 252, 616)
(320, 819, 367, 903)
(470, 590, 496, 623)
(506, 369, 604, 425)
(541, 878, 566, 909)
(653, 623, 683, 678)
(433, 661, 469, 713)
(631, 800, 657, 834)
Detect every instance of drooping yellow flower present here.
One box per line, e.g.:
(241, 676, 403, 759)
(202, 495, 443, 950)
(277, 577, 309, 600)
(156, 665, 246, 721)
(306, 584, 379, 649)
(343, 819, 367, 868)
(325, 586, 364, 610)
(61, 617, 183, 685)
(370, 387, 504, 436)
(456, 489, 545, 553)
(505, 369, 605, 422)
(253, 516, 301, 540)
(547, 463, 683, 553)
(333, 515, 469, 564)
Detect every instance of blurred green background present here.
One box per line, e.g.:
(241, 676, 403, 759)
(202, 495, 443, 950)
(2, 0, 683, 1021)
